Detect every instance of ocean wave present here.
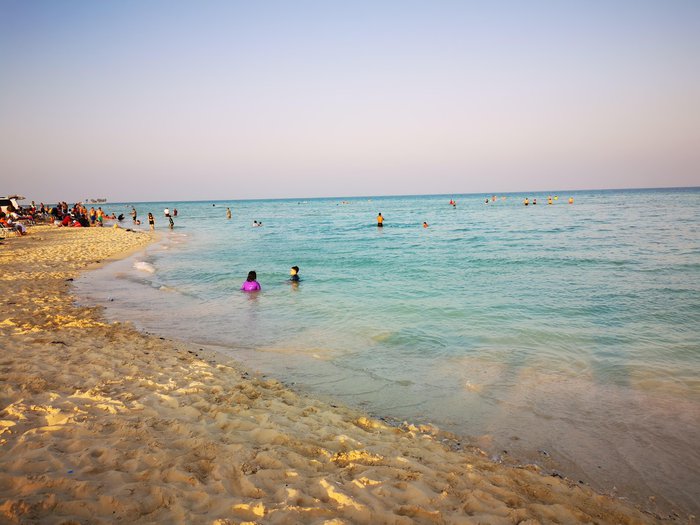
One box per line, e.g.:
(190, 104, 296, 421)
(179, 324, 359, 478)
(133, 261, 156, 273)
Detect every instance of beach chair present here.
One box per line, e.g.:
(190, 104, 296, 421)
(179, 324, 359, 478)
(0, 223, 20, 238)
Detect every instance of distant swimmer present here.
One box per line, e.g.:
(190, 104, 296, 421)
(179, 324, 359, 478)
(164, 208, 170, 217)
(148, 212, 155, 230)
(173, 209, 178, 217)
(492, 195, 496, 202)
(226, 207, 232, 219)
(423, 222, 429, 228)
(377, 213, 384, 227)
(524, 198, 529, 206)
(168, 215, 174, 229)
(485, 198, 489, 204)
(533, 198, 537, 205)
(252, 220, 262, 227)
(241, 270, 261, 292)
(547, 196, 553, 205)
(289, 265, 300, 282)
(569, 197, 574, 204)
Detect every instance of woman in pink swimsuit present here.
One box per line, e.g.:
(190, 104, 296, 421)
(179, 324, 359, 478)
(241, 271, 261, 292)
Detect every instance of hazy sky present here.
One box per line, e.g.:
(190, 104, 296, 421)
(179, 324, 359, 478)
(1, 0, 698, 202)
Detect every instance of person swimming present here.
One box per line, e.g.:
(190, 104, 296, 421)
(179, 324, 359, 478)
(376, 213, 384, 227)
(289, 265, 300, 282)
(423, 222, 429, 228)
(241, 270, 261, 292)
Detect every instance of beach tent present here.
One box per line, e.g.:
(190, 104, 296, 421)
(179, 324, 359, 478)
(0, 196, 23, 213)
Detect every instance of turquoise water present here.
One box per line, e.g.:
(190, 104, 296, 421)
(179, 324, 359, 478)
(76, 188, 700, 514)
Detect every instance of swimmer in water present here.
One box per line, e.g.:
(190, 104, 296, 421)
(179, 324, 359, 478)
(423, 222, 429, 228)
(289, 266, 300, 282)
(524, 198, 529, 206)
(241, 270, 261, 292)
(377, 213, 384, 227)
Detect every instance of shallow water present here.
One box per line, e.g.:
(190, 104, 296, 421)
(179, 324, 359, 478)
(75, 188, 700, 515)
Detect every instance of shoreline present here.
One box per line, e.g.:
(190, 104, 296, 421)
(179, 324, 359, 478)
(0, 227, 674, 523)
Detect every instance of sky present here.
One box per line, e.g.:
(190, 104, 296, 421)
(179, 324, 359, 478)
(1, 0, 699, 203)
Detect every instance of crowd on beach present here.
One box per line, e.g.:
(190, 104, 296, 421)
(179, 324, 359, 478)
(0, 201, 187, 238)
(0, 200, 48, 236)
(0, 201, 123, 232)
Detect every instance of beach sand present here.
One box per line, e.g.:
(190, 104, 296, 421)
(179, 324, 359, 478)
(0, 226, 668, 524)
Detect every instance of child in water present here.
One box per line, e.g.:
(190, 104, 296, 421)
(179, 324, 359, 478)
(241, 271, 261, 292)
(289, 266, 300, 282)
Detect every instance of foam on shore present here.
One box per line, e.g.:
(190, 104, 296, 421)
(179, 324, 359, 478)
(0, 226, 666, 523)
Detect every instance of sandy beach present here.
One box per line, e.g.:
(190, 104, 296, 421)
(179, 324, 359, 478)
(0, 226, 671, 524)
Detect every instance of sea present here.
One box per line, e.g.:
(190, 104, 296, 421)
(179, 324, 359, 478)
(74, 188, 700, 516)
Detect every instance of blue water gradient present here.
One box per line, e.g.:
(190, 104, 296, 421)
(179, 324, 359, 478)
(75, 188, 700, 514)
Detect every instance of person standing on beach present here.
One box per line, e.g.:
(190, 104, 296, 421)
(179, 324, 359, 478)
(226, 208, 232, 219)
(130, 207, 137, 223)
(148, 213, 155, 230)
(377, 213, 384, 227)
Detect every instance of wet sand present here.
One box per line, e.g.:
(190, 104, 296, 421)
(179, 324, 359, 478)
(0, 226, 670, 523)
